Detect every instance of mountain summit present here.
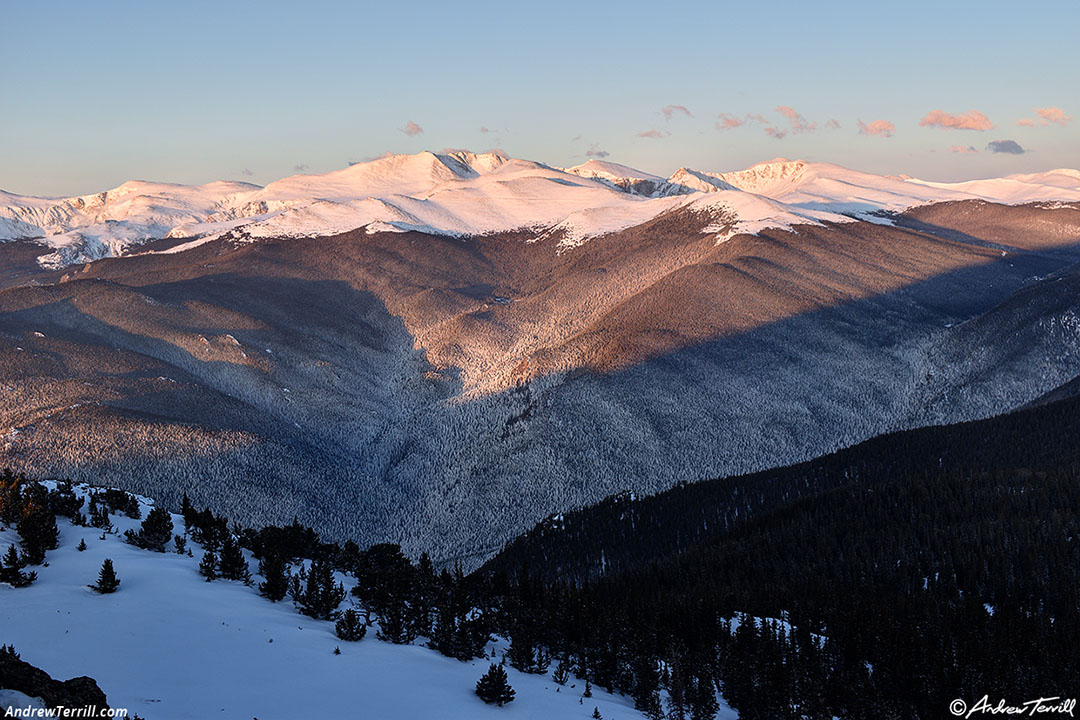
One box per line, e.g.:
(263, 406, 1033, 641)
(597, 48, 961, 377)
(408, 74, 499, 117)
(3, 151, 1079, 268)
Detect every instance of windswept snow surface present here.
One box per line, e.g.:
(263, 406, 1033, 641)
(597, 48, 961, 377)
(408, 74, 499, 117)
(1, 483, 716, 720)
(2, 150, 1079, 268)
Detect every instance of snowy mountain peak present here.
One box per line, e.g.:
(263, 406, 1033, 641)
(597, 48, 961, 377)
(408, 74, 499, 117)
(2, 150, 1079, 269)
(562, 159, 667, 196)
(713, 158, 810, 194)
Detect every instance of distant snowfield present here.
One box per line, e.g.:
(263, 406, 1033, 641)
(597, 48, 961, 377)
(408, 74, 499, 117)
(1, 484, 703, 720)
(2, 151, 1078, 268)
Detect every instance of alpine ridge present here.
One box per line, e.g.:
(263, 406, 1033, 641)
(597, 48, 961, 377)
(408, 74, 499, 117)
(3, 151, 1079, 269)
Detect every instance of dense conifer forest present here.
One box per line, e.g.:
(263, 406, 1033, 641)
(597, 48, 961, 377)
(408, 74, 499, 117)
(3, 384, 1077, 718)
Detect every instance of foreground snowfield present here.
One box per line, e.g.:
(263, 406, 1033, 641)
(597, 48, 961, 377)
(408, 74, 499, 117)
(2, 486, 721, 720)
(2, 149, 1078, 268)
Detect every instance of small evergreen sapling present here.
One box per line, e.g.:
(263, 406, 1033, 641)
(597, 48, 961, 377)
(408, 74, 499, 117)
(335, 609, 367, 642)
(90, 558, 120, 593)
(475, 663, 515, 706)
(76, 539, 87, 552)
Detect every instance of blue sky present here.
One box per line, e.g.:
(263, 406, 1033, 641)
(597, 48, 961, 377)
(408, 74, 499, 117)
(3, 0, 1078, 196)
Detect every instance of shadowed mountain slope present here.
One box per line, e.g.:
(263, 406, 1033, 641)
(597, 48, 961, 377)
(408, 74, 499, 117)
(1, 201, 1079, 563)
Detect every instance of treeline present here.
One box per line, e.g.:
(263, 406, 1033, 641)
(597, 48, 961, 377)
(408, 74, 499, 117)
(4, 391, 1079, 718)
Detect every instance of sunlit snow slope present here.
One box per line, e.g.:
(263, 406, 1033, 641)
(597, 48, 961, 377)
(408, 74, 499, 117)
(3, 151, 1079, 268)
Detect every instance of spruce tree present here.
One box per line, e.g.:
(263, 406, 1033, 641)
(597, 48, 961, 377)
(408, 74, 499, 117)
(17, 500, 59, 565)
(90, 558, 120, 593)
(181, 492, 196, 531)
(218, 535, 251, 583)
(125, 507, 173, 552)
(199, 550, 219, 581)
(77, 539, 87, 552)
(475, 663, 515, 706)
(689, 674, 719, 720)
(335, 608, 367, 641)
(552, 658, 571, 685)
(376, 598, 417, 644)
(290, 560, 345, 620)
(632, 656, 663, 719)
(0, 544, 36, 588)
(258, 554, 290, 601)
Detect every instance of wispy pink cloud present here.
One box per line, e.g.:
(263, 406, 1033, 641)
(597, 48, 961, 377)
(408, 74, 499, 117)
(950, 145, 978, 153)
(776, 106, 816, 133)
(919, 109, 994, 131)
(1035, 106, 1072, 126)
(764, 127, 788, 140)
(1016, 118, 1035, 127)
(637, 129, 667, 139)
(858, 119, 896, 138)
(479, 126, 490, 134)
(400, 120, 424, 136)
(715, 113, 744, 131)
(586, 144, 609, 158)
(661, 104, 692, 120)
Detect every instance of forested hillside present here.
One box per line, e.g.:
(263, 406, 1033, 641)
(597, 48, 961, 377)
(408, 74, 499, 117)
(486, 377, 1080, 580)
(479, 388, 1080, 718)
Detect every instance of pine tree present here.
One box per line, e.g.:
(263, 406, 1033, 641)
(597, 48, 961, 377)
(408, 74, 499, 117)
(475, 663, 515, 706)
(90, 558, 120, 593)
(174, 535, 186, 555)
(17, 499, 59, 565)
(0, 544, 36, 588)
(258, 554, 290, 602)
(336, 608, 367, 642)
(507, 630, 549, 674)
(181, 492, 196, 531)
(376, 598, 417, 644)
(199, 550, 219, 581)
(592, 708, 602, 720)
(125, 507, 173, 552)
(218, 535, 251, 583)
(552, 658, 571, 685)
(688, 674, 719, 720)
(89, 501, 110, 531)
(290, 560, 345, 620)
(77, 539, 87, 552)
(631, 656, 663, 719)
(583, 679, 593, 698)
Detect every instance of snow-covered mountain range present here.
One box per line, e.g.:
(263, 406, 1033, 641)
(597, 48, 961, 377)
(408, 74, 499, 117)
(3, 151, 1079, 268)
